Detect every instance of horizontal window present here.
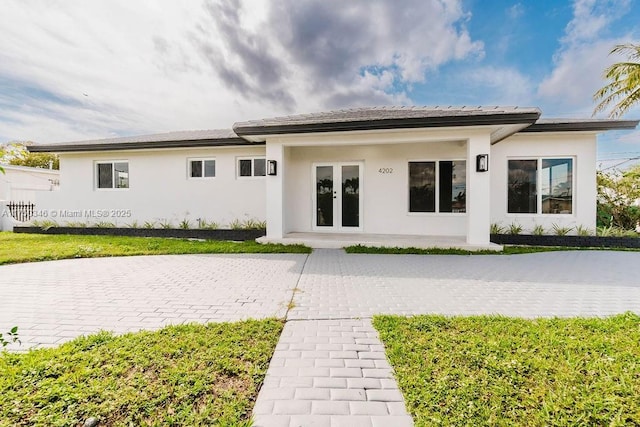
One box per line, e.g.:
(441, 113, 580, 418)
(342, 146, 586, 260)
(238, 157, 266, 177)
(189, 159, 216, 178)
(409, 160, 466, 213)
(508, 158, 573, 214)
(96, 161, 129, 189)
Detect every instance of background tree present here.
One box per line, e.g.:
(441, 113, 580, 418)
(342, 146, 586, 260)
(0, 142, 59, 170)
(593, 43, 640, 118)
(596, 164, 640, 229)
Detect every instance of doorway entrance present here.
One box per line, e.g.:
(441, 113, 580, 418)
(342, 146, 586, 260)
(312, 162, 363, 232)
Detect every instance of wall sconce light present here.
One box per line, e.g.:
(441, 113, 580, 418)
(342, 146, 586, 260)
(476, 154, 489, 172)
(267, 160, 277, 176)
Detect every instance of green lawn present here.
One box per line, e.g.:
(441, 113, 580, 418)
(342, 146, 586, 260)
(374, 314, 640, 427)
(0, 320, 283, 426)
(0, 232, 310, 265)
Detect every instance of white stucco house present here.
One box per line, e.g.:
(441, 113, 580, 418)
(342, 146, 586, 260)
(28, 106, 638, 249)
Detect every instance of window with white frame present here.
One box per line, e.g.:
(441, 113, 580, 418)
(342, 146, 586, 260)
(408, 160, 466, 213)
(508, 158, 573, 214)
(237, 157, 266, 177)
(96, 161, 129, 189)
(189, 158, 216, 178)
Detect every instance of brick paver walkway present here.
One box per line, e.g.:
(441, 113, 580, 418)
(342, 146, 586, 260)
(2, 249, 639, 426)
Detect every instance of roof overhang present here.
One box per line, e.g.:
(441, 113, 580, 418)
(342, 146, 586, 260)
(27, 137, 261, 153)
(519, 119, 639, 133)
(234, 110, 542, 142)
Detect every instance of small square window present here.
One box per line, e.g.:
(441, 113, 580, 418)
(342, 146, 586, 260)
(96, 161, 129, 189)
(238, 158, 266, 177)
(189, 159, 216, 178)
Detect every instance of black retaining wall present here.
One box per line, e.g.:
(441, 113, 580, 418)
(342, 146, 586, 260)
(491, 234, 640, 248)
(13, 227, 266, 241)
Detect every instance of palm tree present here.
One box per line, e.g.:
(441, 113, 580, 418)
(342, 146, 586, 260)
(593, 43, 640, 118)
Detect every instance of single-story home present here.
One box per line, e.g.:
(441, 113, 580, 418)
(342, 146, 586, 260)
(28, 106, 638, 249)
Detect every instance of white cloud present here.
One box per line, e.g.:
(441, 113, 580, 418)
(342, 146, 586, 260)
(537, 0, 635, 115)
(0, 0, 483, 143)
(467, 66, 535, 105)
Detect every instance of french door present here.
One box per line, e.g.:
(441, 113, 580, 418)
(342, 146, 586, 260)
(312, 162, 363, 232)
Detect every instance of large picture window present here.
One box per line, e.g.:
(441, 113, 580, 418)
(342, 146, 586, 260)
(508, 158, 573, 214)
(96, 161, 129, 189)
(409, 160, 466, 213)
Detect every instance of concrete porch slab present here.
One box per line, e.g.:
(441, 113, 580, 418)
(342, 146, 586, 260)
(257, 232, 503, 251)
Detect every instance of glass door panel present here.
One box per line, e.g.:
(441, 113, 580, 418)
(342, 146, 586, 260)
(316, 166, 334, 227)
(341, 165, 359, 227)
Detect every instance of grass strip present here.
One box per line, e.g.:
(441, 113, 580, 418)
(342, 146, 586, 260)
(0, 319, 283, 426)
(346, 244, 640, 255)
(0, 232, 310, 265)
(374, 314, 640, 426)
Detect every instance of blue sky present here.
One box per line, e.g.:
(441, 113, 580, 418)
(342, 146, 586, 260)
(1, 0, 639, 168)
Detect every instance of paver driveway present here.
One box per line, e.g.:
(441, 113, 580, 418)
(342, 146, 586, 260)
(2, 249, 639, 348)
(0, 254, 306, 348)
(289, 249, 640, 319)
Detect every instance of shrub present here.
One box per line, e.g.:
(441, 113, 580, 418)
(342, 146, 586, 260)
(508, 222, 523, 235)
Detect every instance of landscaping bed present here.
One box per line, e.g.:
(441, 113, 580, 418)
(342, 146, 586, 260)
(374, 314, 640, 426)
(13, 226, 266, 241)
(491, 233, 640, 248)
(0, 319, 283, 426)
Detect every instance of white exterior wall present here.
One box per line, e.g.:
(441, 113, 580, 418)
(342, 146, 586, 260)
(36, 146, 266, 227)
(0, 165, 59, 202)
(490, 133, 597, 233)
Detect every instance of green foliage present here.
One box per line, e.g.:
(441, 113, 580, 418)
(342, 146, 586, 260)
(198, 219, 219, 230)
(31, 220, 59, 231)
(345, 244, 640, 255)
(552, 223, 573, 236)
(93, 221, 115, 228)
(575, 225, 593, 236)
(10, 152, 59, 169)
(228, 219, 243, 230)
(507, 222, 523, 235)
(490, 223, 505, 234)
(179, 218, 191, 229)
(0, 326, 20, 348)
(0, 232, 310, 265)
(597, 225, 639, 237)
(64, 221, 87, 228)
(1, 141, 59, 169)
(596, 165, 640, 229)
(0, 320, 282, 425)
(531, 224, 545, 235)
(374, 313, 640, 426)
(159, 219, 173, 229)
(143, 221, 157, 229)
(593, 43, 640, 118)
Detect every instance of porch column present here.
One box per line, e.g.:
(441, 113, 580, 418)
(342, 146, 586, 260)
(265, 140, 285, 239)
(466, 134, 491, 245)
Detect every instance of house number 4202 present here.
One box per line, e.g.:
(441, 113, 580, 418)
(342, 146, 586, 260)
(378, 168, 393, 174)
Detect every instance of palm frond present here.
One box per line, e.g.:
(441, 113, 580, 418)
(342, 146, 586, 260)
(593, 43, 640, 118)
